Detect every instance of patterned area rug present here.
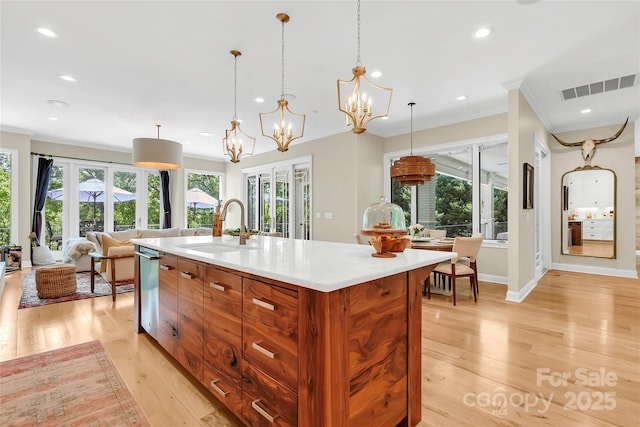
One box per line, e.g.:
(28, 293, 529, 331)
(19, 271, 134, 309)
(0, 340, 150, 426)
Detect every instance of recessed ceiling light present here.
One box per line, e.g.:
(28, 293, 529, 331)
(473, 26, 493, 39)
(456, 95, 467, 101)
(200, 132, 213, 136)
(47, 99, 68, 108)
(581, 108, 592, 114)
(48, 117, 59, 121)
(255, 97, 264, 103)
(371, 71, 382, 78)
(59, 75, 77, 82)
(36, 27, 58, 38)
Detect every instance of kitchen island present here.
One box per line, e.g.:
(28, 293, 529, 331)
(132, 235, 454, 427)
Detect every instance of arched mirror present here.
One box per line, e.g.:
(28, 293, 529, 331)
(561, 166, 616, 258)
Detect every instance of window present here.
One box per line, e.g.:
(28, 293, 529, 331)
(0, 150, 16, 246)
(389, 138, 507, 240)
(186, 170, 223, 229)
(42, 157, 162, 247)
(244, 156, 311, 239)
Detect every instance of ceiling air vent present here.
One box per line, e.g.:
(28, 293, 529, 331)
(561, 74, 637, 100)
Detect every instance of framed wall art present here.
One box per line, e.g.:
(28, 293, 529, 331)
(523, 162, 534, 209)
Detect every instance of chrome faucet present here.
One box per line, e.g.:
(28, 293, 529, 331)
(219, 198, 247, 245)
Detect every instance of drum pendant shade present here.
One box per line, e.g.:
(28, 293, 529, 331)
(132, 125, 182, 169)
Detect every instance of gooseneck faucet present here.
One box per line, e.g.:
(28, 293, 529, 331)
(219, 198, 247, 245)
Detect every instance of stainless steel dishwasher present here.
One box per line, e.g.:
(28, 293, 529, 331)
(136, 246, 159, 338)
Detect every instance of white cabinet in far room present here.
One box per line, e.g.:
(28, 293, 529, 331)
(582, 219, 614, 241)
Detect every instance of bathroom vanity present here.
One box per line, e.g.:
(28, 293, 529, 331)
(132, 235, 453, 427)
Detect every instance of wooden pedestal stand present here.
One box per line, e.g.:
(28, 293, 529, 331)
(361, 229, 407, 258)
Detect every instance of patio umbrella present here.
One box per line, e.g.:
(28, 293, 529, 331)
(47, 178, 136, 225)
(186, 188, 218, 209)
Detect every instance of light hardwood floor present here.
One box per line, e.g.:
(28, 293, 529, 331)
(1, 266, 638, 426)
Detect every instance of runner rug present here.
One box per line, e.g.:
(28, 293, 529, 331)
(19, 271, 134, 309)
(0, 340, 150, 426)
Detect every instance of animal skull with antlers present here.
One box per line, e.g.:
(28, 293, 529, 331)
(551, 118, 628, 165)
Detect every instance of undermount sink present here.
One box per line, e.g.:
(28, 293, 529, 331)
(177, 242, 258, 254)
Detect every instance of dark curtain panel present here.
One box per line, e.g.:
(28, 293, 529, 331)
(160, 170, 171, 229)
(31, 157, 54, 241)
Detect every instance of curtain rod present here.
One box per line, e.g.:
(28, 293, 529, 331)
(30, 151, 134, 167)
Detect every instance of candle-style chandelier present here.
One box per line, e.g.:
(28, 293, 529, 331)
(259, 13, 305, 152)
(223, 50, 255, 163)
(390, 102, 435, 186)
(337, 0, 392, 134)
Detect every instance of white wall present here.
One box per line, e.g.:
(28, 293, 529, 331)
(550, 122, 637, 278)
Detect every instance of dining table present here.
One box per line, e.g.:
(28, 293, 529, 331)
(410, 239, 455, 252)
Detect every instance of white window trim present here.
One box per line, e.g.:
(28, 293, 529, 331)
(2, 149, 19, 244)
(383, 133, 508, 246)
(242, 155, 312, 239)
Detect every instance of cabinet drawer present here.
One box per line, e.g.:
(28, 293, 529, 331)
(243, 279, 298, 333)
(243, 315, 298, 392)
(159, 254, 178, 275)
(242, 361, 297, 427)
(204, 267, 242, 323)
(203, 364, 242, 418)
(204, 323, 242, 386)
(158, 254, 178, 358)
(177, 260, 204, 382)
(583, 231, 603, 240)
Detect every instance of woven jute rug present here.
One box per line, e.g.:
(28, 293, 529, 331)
(0, 340, 151, 426)
(19, 271, 134, 309)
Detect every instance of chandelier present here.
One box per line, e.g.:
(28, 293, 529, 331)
(132, 124, 182, 169)
(223, 50, 255, 163)
(259, 13, 305, 152)
(337, 0, 392, 134)
(390, 102, 435, 186)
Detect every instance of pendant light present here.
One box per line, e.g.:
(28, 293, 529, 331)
(259, 13, 305, 152)
(337, 0, 392, 134)
(132, 124, 182, 169)
(390, 102, 435, 186)
(223, 50, 255, 163)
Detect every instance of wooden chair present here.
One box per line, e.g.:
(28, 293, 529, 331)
(430, 235, 483, 306)
(89, 245, 135, 302)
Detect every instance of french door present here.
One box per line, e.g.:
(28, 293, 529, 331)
(44, 158, 159, 249)
(244, 156, 311, 239)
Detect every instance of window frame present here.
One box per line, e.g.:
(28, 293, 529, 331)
(242, 155, 312, 240)
(383, 133, 508, 244)
(183, 168, 225, 229)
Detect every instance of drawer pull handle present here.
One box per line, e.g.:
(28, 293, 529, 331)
(180, 272, 193, 279)
(252, 297, 275, 311)
(209, 282, 225, 292)
(210, 379, 229, 397)
(252, 342, 275, 359)
(251, 399, 277, 423)
(159, 264, 171, 271)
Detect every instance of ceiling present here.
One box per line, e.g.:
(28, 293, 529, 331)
(1, 1, 638, 162)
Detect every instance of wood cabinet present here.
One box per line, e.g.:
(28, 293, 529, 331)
(203, 266, 243, 415)
(157, 253, 178, 358)
(135, 250, 433, 427)
(242, 278, 299, 425)
(176, 259, 204, 382)
(568, 221, 583, 246)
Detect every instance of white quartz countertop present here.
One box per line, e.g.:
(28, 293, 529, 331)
(131, 235, 455, 292)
